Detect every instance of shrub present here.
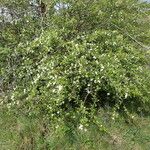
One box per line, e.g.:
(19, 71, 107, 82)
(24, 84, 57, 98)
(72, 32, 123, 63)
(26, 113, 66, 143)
(1, 0, 150, 121)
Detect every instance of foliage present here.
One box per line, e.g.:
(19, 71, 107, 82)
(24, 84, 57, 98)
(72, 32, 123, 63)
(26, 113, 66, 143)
(0, 0, 150, 124)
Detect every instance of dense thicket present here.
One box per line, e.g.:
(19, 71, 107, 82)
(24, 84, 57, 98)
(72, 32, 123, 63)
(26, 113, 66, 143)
(0, 0, 150, 121)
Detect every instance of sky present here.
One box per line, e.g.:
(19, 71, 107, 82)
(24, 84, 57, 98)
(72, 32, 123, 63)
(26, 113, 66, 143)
(142, 0, 150, 2)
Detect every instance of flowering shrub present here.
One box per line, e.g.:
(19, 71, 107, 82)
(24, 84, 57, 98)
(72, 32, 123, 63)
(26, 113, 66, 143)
(0, 0, 150, 121)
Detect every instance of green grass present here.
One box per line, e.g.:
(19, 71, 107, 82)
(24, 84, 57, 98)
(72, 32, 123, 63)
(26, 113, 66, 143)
(0, 110, 150, 150)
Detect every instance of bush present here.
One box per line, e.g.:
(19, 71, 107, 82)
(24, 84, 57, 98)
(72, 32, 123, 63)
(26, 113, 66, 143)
(1, 0, 150, 121)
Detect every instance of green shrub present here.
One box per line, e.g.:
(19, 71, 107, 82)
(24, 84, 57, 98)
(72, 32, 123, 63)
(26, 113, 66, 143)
(0, 0, 150, 121)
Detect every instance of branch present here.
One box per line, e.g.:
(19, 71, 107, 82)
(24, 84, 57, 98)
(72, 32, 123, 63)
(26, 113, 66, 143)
(111, 23, 150, 50)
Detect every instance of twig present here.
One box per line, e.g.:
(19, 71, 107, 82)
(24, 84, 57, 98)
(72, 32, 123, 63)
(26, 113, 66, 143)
(111, 23, 150, 50)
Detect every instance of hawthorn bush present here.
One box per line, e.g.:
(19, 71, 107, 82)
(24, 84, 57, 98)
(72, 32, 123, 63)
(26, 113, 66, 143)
(1, 0, 150, 121)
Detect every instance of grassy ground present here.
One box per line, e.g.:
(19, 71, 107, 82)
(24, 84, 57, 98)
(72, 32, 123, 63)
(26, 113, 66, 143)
(0, 110, 150, 150)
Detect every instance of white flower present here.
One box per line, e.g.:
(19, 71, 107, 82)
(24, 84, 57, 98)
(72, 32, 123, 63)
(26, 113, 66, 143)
(78, 124, 84, 130)
(0, 101, 3, 105)
(55, 125, 59, 129)
(98, 80, 101, 83)
(57, 85, 63, 92)
(100, 64, 104, 71)
(87, 83, 90, 87)
(7, 103, 11, 109)
(93, 56, 96, 59)
(86, 87, 91, 94)
(107, 93, 110, 96)
(112, 117, 115, 120)
(125, 93, 128, 99)
(84, 128, 87, 132)
(16, 101, 19, 105)
(95, 60, 99, 64)
(131, 115, 134, 119)
(57, 111, 60, 114)
(23, 89, 26, 93)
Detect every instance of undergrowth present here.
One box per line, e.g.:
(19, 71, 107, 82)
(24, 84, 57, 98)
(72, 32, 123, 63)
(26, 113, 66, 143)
(0, 109, 150, 150)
